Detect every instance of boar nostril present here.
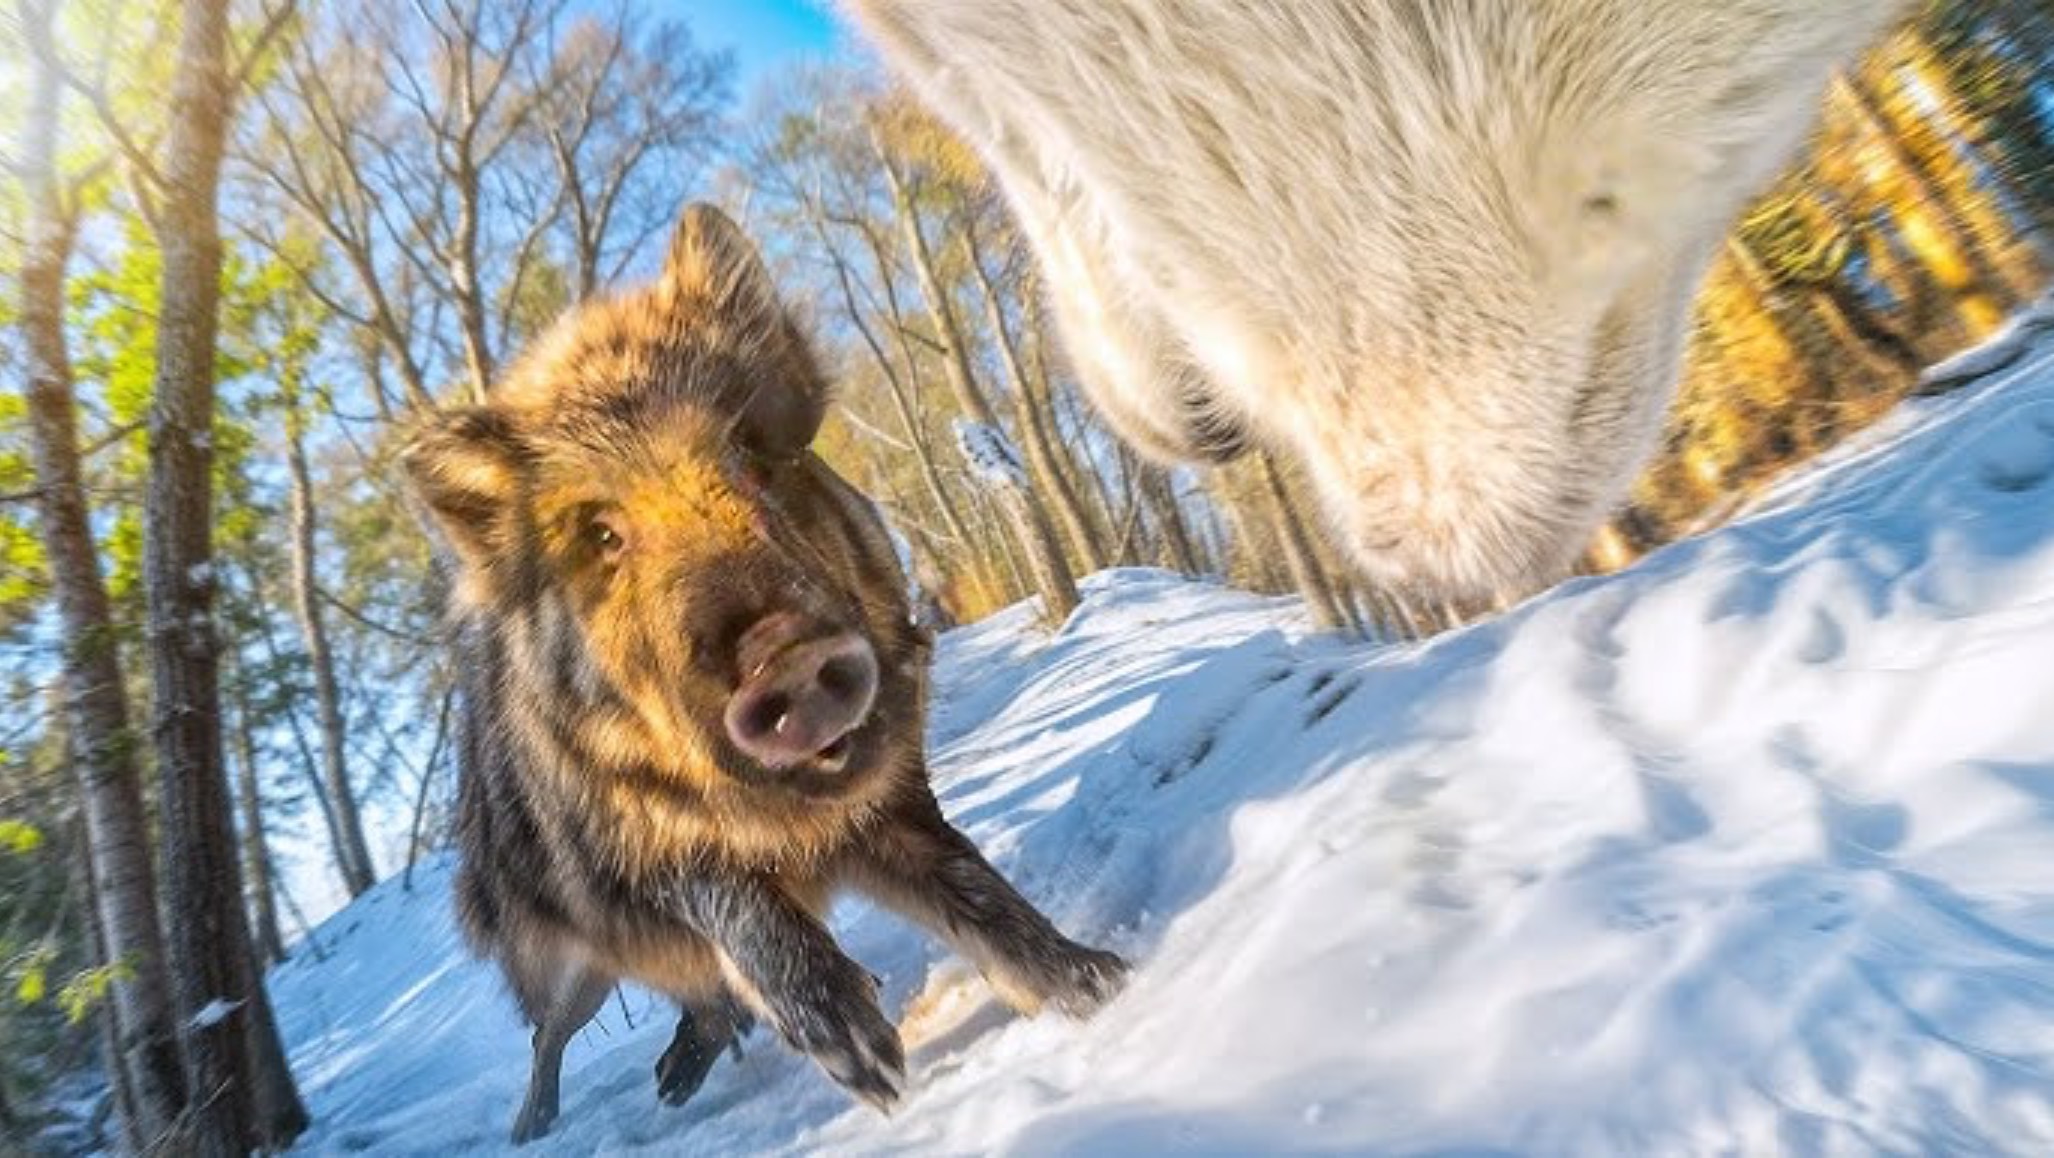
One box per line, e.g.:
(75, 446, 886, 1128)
(737, 693, 791, 742)
(817, 655, 865, 702)
(723, 627, 880, 772)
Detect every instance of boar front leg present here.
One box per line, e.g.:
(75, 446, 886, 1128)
(669, 874, 905, 1108)
(851, 793, 1130, 1018)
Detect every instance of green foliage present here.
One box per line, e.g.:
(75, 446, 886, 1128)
(0, 749, 91, 1107)
(65, 218, 275, 609)
(57, 959, 134, 1024)
(10, 944, 52, 1005)
(3, 933, 129, 1024)
(0, 395, 48, 637)
(0, 820, 43, 856)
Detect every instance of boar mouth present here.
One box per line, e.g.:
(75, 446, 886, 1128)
(751, 704, 861, 770)
(791, 728, 857, 775)
(813, 730, 854, 768)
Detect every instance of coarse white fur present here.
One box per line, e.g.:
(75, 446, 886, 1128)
(844, 0, 1915, 604)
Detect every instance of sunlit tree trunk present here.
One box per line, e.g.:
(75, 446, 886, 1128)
(75, 822, 146, 1156)
(143, 0, 307, 1148)
(286, 391, 378, 896)
(1255, 454, 1349, 632)
(878, 148, 1081, 616)
(17, 3, 190, 1145)
(963, 221, 1106, 573)
(1882, 34, 2044, 301)
(1832, 74, 2013, 333)
(1137, 465, 1201, 576)
(804, 208, 974, 547)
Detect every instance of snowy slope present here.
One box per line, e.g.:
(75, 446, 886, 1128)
(274, 317, 2054, 1156)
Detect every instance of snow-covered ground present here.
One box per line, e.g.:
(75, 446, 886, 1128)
(274, 317, 2054, 1156)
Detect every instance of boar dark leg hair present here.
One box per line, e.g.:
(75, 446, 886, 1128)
(667, 874, 907, 1107)
(511, 968, 613, 1145)
(848, 793, 1129, 1018)
(654, 994, 753, 1107)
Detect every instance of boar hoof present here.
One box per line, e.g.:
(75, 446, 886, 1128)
(508, 1098, 557, 1146)
(1040, 942, 1132, 1018)
(770, 973, 906, 1110)
(655, 1016, 744, 1107)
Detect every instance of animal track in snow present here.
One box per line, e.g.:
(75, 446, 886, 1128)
(1405, 828, 1474, 912)
(1796, 607, 1847, 665)
(1305, 675, 1362, 726)
(1975, 403, 2054, 493)
(1380, 766, 1448, 810)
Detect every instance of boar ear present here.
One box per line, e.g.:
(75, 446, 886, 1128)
(663, 203, 782, 319)
(400, 406, 528, 568)
(664, 203, 829, 455)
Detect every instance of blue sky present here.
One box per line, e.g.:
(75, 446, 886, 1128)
(655, 0, 851, 90)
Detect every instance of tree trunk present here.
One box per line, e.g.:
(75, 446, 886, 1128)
(17, 4, 190, 1146)
(807, 211, 974, 547)
(1025, 314, 1127, 541)
(76, 810, 149, 1156)
(1255, 454, 1350, 631)
(955, 424, 1079, 623)
(1138, 466, 1202, 576)
(1213, 476, 1289, 592)
(286, 401, 377, 896)
(237, 558, 355, 892)
(880, 155, 999, 430)
(229, 677, 288, 967)
(1832, 75, 2015, 323)
(239, 971, 306, 1151)
(879, 152, 1083, 615)
(963, 223, 1106, 572)
(143, 0, 307, 1149)
(451, 157, 496, 404)
(1720, 239, 1839, 398)
(402, 686, 456, 890)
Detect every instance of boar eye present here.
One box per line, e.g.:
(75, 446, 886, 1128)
(586, 513, 628, 559)
(736, 444, 796, 486)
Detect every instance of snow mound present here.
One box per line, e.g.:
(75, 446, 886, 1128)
(275, 324, 2054, 1155)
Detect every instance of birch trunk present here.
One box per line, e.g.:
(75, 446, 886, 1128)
(17, 3, 189, 1145)
(286, 400, 377, 895)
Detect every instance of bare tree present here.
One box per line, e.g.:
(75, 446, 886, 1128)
(1253, 454, 1351, 633)
(245, 0, 731, 406)
(875, 138, 1080, 620)
(14, 1, 189, 1144)
(285, 380, 377, 897)
(735, 84, 982, 591)
(526, 0, 729, 302)
(964, 220, 1107, 572)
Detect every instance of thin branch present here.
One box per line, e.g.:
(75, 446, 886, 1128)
(48, 56, 165, 205)
(315, 584, 440, 648)
(228, 0, 299, 96)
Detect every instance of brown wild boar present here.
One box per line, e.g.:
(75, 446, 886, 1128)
(401, 204, 1129, 1144)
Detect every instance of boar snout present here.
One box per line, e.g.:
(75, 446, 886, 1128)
(725, 613, 880, 771)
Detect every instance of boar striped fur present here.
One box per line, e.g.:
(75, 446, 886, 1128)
(403, 205, 1126, 1144)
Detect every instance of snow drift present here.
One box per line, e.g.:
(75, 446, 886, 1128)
(273, 313, 2054, 1155)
